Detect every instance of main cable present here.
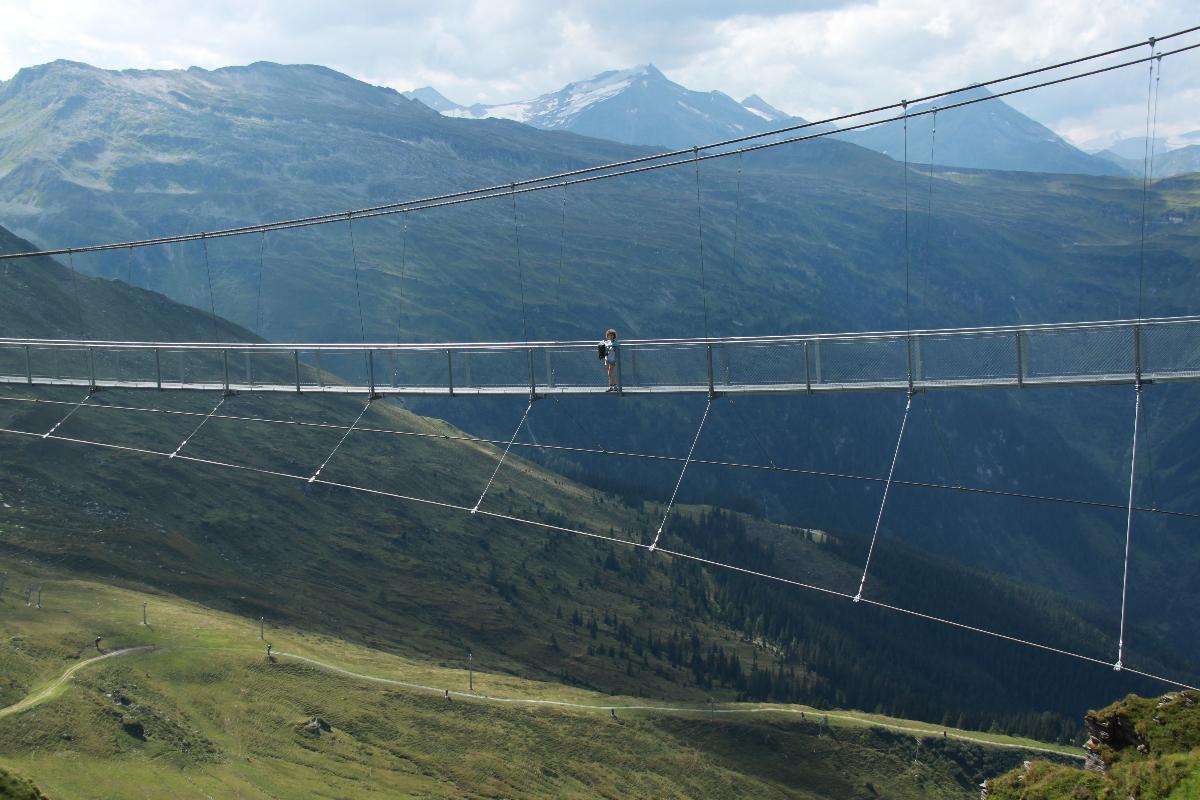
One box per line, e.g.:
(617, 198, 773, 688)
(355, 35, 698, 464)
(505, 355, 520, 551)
(4, 29, 1198, 261)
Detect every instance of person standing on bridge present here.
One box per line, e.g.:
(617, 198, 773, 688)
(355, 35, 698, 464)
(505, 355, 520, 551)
(601, 329, 619, 392)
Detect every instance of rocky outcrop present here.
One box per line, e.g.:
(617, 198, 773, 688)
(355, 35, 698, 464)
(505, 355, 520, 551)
(1083, 690, 1199, 773)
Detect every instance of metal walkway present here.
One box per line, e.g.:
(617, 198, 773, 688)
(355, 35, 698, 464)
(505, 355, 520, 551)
(3, 316, 1199, 398)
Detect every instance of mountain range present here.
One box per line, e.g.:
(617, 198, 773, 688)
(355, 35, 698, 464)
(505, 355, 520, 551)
(405, 65, 1138, 176)
(835, 86, 1126, 176)
(405, 64, 815, 150)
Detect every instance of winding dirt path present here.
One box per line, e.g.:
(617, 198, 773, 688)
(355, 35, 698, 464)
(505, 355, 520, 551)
(276, 651, 1083, 760)
(0, 646, 158, 720)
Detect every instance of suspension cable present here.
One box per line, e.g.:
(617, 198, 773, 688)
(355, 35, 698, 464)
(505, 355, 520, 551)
(3, 392, 1195, 520)
(693, 147, 711, 340)
(255, 231, 267, 336)
(1136, 42, 1158, 320)
(169, 395, 225, 458)
(65, 250, 88, 341)
(473, 400, 533, 513)
(924, 109, 937, 319)
(6, 31, 1198, 261)
(511, 184, 530, 343)
(649, 397, 712, 551)
(732, 151, 744, 273)
(1114, 384, 1142, 671)
(726, 396, 778, 469)
(902, 101, 911, 331)
(200, 234, 220, 342)
(855, 393, 914, 602)
(42, 391, 92, 438)
(397, 213, 409, 339)
(557, 184, 567, 309)
(346, 216, 367, 343)
(307, 397, 372, 483)
(0, 418, 1195, 692)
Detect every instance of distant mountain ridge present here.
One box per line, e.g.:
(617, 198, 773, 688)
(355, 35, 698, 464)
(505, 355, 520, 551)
(836, 86, 1127, 176)
(405, 64, 811, 149)
(1091, 139, 1200, 179)
(408, 68, 1128, 176)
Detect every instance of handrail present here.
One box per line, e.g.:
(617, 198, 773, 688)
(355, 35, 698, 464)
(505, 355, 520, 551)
(0, 315, 1196, 353)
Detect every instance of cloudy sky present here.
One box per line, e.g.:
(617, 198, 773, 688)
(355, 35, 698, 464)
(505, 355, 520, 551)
(2, 0, 1197, 148)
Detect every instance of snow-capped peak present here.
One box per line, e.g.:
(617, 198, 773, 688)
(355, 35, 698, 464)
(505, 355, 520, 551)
(740, 94, 790, 122)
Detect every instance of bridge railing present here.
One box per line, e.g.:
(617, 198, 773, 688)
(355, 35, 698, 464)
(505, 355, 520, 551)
(2, 316, 1200, 396)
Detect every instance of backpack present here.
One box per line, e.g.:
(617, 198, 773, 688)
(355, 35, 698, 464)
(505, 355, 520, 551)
(598, 342, 608, 361)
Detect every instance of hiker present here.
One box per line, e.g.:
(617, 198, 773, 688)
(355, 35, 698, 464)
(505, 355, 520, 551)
(600, 329, 619, 392)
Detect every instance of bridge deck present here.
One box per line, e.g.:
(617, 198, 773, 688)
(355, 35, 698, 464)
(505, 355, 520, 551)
(2, 316, 1198, 398)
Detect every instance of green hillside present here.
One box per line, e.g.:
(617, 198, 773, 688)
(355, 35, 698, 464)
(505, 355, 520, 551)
(0, 567, 1071, 799)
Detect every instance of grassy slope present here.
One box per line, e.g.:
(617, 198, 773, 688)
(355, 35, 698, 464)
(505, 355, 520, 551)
(986, 692, 1200, 799)
(0, 565, 1070, 800)
(0, 766, 47, 800)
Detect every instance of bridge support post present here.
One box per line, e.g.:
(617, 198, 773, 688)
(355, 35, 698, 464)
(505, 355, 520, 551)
(706, 345, 715, 397)
(294, 351, 301, 393)
(1015, 332, 1025, 388)
(154, 348, 161, 390)
(804, 341, 812, 394)
(1134, 324, 1143, 384)
(368, 350, 377, 398)
(447, 350, 454, 396)
(87, 346, 96, 391)
(905, 336, 914, 394)
(24, 345, 32, 385)
(527, 348, 536, 399)
(617, 345, 624, 395)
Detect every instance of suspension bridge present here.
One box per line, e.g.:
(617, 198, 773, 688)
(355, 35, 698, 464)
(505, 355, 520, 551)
(1, 315, 1199, 397)
(1, 26, 1199, 699)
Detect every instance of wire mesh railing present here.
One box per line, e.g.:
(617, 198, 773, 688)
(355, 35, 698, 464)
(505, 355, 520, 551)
(2, 316, 1200, 397)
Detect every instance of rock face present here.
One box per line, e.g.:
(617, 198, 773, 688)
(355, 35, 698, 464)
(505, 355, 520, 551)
(1083, 690, 1199, 772)
(1083, 709, 1143, 772)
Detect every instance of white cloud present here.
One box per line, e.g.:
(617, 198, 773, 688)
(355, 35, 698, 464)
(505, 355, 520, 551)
(0, 0, 1196, 145)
